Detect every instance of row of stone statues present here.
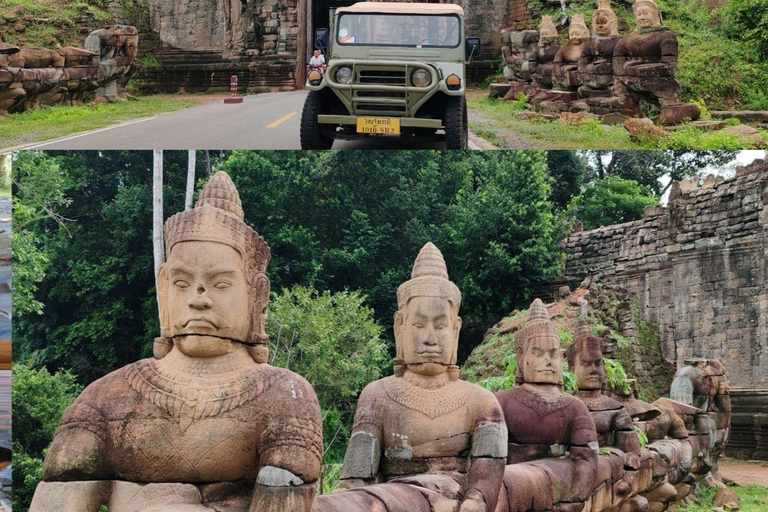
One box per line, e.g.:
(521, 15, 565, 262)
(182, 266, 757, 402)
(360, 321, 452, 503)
(0, 25, 137, 118)
(498, 0, 700, 125)
(30, 172, 730, 512)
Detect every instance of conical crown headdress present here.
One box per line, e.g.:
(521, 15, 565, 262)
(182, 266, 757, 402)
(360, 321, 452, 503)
(162, 171, 271, 345)
(396, 242, 461, 314)
(539, 16, 559, 41)
(566, 320, 604, 367)
(569, 14, 590, 39)
(514, 299, 560, 384)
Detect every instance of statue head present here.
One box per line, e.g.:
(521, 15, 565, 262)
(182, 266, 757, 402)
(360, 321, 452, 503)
(593, 0, 619, 37)
(394, 243, 461, 378)
(514, 299, 561, 385)
(569, 15, 590, 43)
(538, 16, 559, 46)
(633, 0, 662, 29)
(566, 321, 605, 391)
(157, 171, 271, 361)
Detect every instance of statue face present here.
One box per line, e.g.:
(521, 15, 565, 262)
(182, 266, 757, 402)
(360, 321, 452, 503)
(635, 5, 660, 29)
(396, 296, 460, 375)
(594, 13, 612, 36)
(166, 241, 250, 355)
(574, 348, 604, 390)
(522, 335, 561, 384)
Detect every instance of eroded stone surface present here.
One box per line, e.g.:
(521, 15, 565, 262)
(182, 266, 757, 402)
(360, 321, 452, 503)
(0, 25, 137, 116)
(31, 172, 322, 512)
(314, 243, 507, 512)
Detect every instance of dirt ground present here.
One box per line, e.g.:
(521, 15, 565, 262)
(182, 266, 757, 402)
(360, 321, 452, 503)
(718, 458, 768, 486)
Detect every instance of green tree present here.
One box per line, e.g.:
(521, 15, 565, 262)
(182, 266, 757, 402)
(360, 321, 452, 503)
(12, 362, 83, 511)
(12, 152, 72, 316)
(585, 151, 737, 196)
(14, 150, 563, 381)
(720, 0, 768, 61)
(267, 286, 389, 462)
(567, 176, 658, 230)
(546, 151, 587, 210)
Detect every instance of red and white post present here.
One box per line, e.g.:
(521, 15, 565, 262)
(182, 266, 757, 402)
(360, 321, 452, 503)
(224, 74, 243, 104)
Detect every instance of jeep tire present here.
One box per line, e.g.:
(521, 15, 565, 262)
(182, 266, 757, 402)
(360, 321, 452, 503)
(445, 96, 468, 150)
(300, 91, 334, 150)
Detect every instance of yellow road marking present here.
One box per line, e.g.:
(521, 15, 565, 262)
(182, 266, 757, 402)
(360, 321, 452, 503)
(266, 111, 298, 128)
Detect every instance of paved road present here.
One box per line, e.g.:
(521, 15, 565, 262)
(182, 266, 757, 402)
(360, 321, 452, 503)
(20, 90, 476, 150)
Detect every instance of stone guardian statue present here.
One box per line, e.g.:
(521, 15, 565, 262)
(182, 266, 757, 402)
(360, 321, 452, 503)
(313, 243, 508, 512)
(30, 172, 323, 512)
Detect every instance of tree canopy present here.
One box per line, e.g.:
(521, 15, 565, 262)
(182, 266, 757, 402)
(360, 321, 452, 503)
(13, 150, 564, 379)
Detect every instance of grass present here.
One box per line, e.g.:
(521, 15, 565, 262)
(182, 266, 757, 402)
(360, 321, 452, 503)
(0, 96, 205, 149)
(467, 91, 768, 150)
(0, 0, 113, 47)
(676, 484, 768, 512)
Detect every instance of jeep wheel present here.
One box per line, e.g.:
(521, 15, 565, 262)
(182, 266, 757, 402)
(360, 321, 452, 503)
(300, 91, 334, 150)
(445, 96, 468, 150)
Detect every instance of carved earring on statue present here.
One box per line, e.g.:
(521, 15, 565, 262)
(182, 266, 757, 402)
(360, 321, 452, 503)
(447, 365, 460, 381)
(393, 358, 406, 377)
(153, 337, 173, 359)
(249, 345, 269, 364)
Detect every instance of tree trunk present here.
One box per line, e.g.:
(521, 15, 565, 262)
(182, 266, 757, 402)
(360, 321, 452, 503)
(152, 150, 165, 279)
(185, 150, 196, 211)
(205, 150, 212, 177)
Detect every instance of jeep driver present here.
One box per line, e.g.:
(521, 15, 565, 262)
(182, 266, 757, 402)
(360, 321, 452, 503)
(300, 2, 480, 150)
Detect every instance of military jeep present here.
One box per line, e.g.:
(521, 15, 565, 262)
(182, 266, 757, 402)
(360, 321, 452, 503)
(300, 2, 480, 149)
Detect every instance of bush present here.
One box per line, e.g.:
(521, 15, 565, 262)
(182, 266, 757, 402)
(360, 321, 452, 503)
(266, 286, 389, 463)
(12, 362, 83, 511)
(567, 176, 658, 230)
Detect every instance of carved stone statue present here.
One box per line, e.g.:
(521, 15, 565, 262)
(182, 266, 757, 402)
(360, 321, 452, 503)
(529, 16, 560, 89)
(552, 15, 590, 93)
(495, 299, 598, 512)
(578, 0, 620, 100)
(30, 172, 323, 512)
(313, 243, 507, 512)
(223, 0, 248, 58)
(567, 321, 644, 511)
(610, 0, 700, 124)
(501, 28, 539, 81)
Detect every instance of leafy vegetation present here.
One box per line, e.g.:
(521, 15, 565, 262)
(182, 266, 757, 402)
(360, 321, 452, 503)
(12, 362, 83, 511)
(566, 175, 658, 230)
(266, 286, 389, 463)
(0, 0, 113, 47)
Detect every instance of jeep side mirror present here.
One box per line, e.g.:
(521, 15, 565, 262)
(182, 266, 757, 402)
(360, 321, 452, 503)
(465, 37, 481, 61)
(315, 28, 329, 52)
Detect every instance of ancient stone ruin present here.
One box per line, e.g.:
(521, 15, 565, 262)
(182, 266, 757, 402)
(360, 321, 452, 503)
(559, 159, 767, 460)
(491, 0, 701, 125)
(0, 25, 138, 117)
(313, 242, 508, 512)
(30, 172, 323, 512)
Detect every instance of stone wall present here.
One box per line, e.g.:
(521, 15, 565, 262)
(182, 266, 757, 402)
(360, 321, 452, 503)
(145, 0, 225, 51)
(560, 160, 768, 389)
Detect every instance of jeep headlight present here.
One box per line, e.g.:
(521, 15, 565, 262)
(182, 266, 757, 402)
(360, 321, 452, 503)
(335, 66, 353, 85)
(411, 68, 431, 87)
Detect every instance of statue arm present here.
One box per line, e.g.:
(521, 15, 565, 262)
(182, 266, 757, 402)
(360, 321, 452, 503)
(253, 377, 323, 512)
(42, 400, 111, 481)
(567, 401, 599, 503)
(462, 418, 508, 512)
(613, 409, 641, 469)
(338, 384, 384, 490)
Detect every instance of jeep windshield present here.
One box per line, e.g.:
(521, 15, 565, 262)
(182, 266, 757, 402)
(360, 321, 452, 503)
(336, 13, 461, 48)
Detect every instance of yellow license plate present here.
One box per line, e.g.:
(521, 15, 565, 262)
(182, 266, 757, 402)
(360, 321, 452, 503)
(356, 117, 400, 135)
